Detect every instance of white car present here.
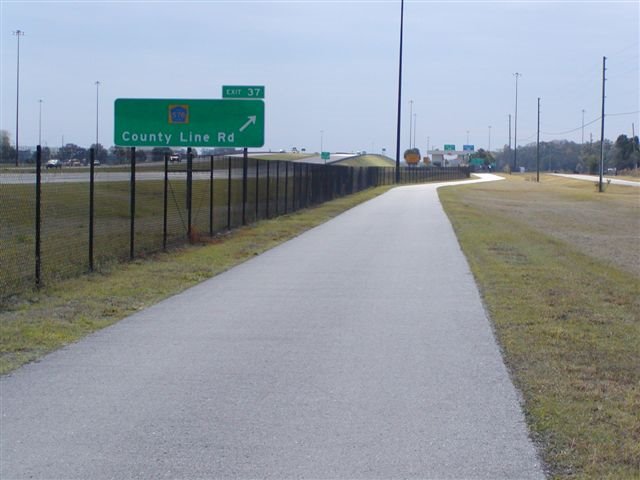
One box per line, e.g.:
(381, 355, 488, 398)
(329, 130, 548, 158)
(46, 159, 61, 169)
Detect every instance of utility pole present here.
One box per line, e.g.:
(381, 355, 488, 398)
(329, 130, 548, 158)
(395, 0, 404, 183)
(513, 72, 522, 172)
(536, 97, 541, 182)
(95, 81, 100, 151)
(409, 100, 413, 149)
(13, 30, 24, 166)
(38, 99, 43, 145)
(598, 57, 606, 193)
(633, 123, 638, 171)
(581, 109, 585, 145)
(488, 125, 491, 153)
(413, 113, 417, 149)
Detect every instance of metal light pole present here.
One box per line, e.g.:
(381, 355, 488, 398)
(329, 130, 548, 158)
(581, 109, 585, 145)
(413, 113, 417, 149)
(320, 130, 323, 153)
(38, 99, 43, 145)
(466, 130, 470, 145)
(95, 81, 100, 150)
(488, 125, 491, 152)
(395, 0, 404, 183)
(13, 30, 24, 166)
(513, 72, 522, 172)
(409, 100, 413, 148)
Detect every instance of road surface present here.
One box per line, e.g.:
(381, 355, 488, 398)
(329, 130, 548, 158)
(1, 174, 545, 479)
(552, 173, 640, 187)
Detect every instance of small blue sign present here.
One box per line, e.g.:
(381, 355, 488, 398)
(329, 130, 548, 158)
(168, 104, 189, 124)
(463, 144, 474, 151)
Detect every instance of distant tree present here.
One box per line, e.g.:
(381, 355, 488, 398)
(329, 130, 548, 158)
(31, 147, 51, 163)
(136, 149, 147, 162)
(89, 143, 108, 163)
(58, 143, 87, 162)
(0, 130, 16, 164)
(109, 146, 128, 164)
(493, 139, 614, 173)
(471, 148, 495, 166)
(610, 135, 639, 171)
(151, 147, 173, 163)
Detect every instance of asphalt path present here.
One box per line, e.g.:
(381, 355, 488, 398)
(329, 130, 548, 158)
(552, 173, 640, 187)
(0, 174, 545, 479)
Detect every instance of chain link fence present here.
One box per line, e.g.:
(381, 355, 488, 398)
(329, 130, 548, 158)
(1, 149, 470, 300)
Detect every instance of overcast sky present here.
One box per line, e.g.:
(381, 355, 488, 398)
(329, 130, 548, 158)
(1, 0, 638, 155)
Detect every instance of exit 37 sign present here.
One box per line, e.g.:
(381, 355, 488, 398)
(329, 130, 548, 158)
(222, 85, 265, 99)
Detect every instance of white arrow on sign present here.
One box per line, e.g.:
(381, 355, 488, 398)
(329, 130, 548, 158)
(239, 115, 257, 133)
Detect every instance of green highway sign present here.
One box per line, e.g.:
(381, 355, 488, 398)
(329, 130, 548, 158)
(321, 151, 330, 160)
(444, 144, 456, 151)
(114, 98, 264, 147)
(222, 85, 265, 99)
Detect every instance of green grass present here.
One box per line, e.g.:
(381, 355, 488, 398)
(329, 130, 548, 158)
(250, 153, 315, 161)
(439, 174, 639, 479)
(333, 154, 395, 167)
(0, 185, 393, 375)
(0, 173, 300, 298)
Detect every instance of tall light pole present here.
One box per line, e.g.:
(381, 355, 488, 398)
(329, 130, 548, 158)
(413, 113, 417, 149)
(513, 72, 522, 172)
(320, 130, 323, 153)
(95, 81, 100, 150)
(13, 29, 24, 166)
(38, 99, 43, 145)
(466, 130, 470, 145)
(409, 100, 413, 148)
(395, 0, 404, 183)
(488, 125, 491, 152)
(581, 109, 585, 145)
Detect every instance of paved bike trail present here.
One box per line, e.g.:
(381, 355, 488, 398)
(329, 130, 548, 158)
(1, 174, 545, 479)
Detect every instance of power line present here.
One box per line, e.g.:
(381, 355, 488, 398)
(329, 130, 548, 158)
(541, 111, 638, 136)
(543, 117, 601, 136)
(608, 110, 640, 117)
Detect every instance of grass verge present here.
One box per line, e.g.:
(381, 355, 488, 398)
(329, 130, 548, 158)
(0, 185, 393, 375)
(439, 174, 639, 479)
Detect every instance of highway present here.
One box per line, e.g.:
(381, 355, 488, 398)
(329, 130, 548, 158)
(1, 174, 545, 479)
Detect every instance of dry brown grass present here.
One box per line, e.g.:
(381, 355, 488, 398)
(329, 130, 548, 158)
(439, 174, 640, 479)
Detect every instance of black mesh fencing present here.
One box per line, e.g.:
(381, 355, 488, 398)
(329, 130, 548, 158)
(0, 148, 470, 300)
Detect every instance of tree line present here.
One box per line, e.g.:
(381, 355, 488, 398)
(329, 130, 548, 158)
(492, 135, 639, 173)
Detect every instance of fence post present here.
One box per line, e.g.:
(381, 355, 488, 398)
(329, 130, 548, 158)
(227, 156, 232, 230)
(242, 147, 248, 225)
(89, 147, 95, 271)
(255, 158, 260, 221)
(305, 163, 310, 208)
(275, 161, 280, 215)
(284, 161, 289, 214)
(163, 153, 168, 251)
(187, 147, 193, 240)
(292, 163, 296, 212)
(209, 155, 214, 236)
(266, 160, 270, 219)
(35, 145, 42, 287)
(129, 147, 136, 260)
